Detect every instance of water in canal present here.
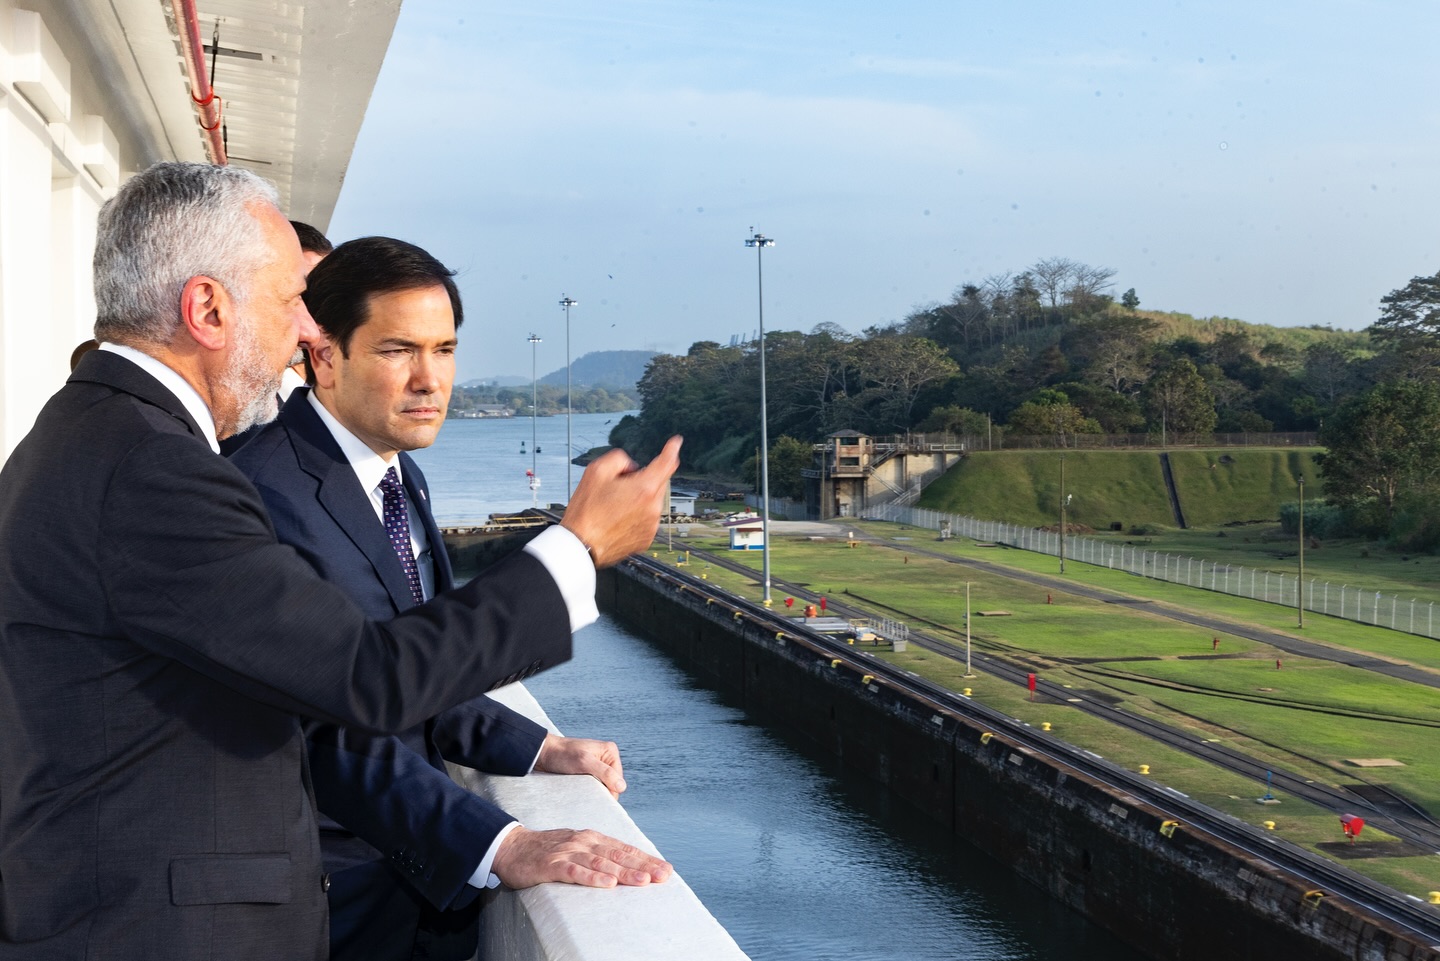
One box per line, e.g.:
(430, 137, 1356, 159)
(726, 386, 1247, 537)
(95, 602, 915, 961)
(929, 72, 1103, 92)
(413, 413, 1150, 960)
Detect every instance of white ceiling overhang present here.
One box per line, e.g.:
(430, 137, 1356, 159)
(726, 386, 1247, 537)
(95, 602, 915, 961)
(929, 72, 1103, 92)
(43, 0, 401, 228)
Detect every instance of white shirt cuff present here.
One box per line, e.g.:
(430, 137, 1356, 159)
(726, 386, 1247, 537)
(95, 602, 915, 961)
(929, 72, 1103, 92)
(469, 821, 524, 889)
(523, 526, 599, 632)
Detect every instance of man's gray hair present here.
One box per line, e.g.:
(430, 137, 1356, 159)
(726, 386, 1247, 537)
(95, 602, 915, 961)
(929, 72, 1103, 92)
(93, 162, 280, 346)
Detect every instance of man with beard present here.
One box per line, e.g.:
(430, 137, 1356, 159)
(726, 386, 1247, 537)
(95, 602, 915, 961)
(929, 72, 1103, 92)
(219, 220, 332, 456)
(0, 162, 681, 960)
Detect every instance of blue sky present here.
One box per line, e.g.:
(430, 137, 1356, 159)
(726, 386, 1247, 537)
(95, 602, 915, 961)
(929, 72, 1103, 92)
(330, 0, 1440, 384)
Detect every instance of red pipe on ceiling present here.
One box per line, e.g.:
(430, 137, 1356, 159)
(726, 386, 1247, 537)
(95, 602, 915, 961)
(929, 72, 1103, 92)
(168, 0, 227, 164)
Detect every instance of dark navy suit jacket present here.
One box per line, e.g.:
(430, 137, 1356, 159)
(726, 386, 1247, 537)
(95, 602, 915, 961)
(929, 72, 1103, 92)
(229, 390, 548, 961)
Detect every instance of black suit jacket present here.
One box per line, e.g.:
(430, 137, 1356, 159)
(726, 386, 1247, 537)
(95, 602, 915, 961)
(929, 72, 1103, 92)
(0, 352, 572, 960)
(229, 390, 548, 960)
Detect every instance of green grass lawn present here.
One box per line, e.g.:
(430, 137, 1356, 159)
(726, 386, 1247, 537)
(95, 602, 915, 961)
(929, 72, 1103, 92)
(658, 524, 1440, 896)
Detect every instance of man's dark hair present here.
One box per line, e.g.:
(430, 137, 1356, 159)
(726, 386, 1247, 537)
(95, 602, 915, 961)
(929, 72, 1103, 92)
(289, 220, 334, 257)
(302, 236, 463, 355)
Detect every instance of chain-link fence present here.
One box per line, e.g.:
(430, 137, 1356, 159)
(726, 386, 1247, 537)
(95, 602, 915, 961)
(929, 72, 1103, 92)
(865, 503, 1440, 640)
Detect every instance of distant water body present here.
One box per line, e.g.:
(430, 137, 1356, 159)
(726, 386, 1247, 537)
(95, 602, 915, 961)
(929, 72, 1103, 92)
(410, 411, 1149, 961)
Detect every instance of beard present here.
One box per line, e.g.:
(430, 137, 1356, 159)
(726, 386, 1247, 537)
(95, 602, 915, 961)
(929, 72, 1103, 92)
(219, 320, 284, 438)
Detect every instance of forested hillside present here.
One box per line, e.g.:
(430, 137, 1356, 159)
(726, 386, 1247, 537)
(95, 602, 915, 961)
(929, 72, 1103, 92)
(610, 258, 1440, 548)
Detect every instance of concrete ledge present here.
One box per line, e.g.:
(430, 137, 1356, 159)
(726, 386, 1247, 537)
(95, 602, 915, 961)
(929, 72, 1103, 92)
(449, 683, 750, 961)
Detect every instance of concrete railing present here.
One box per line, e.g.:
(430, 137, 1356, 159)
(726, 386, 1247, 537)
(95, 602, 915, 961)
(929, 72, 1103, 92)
(449, 683, 750, 961)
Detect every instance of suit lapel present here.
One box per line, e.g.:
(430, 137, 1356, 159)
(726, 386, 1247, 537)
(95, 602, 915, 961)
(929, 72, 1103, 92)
(71, 350, 206, 442)
(280, 391, 419, 612)
(400, 452, 454, 593)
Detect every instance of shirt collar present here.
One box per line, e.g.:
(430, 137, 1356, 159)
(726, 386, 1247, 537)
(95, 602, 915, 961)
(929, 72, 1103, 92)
(99, 342, 220, 453)
(278, 367, 307, 403)
(307, 390, 400, 493)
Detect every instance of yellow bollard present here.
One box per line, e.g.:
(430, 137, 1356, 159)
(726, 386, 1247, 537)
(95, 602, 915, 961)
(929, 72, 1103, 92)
(763, 598, 772, 608)
(829, 659, 842, 668)
(862, 675, 874, 685)
(1428, 892, 1440, 905)
(1139, 764, 1150, 775)
(979, 732, 993, 745)
(1041, 722, 1051, 732)
(1263, 821, 1276, 831)
(775, 632, 785, 640)
(1159, 820, 1180, 838)
(963, 688, 972, 697)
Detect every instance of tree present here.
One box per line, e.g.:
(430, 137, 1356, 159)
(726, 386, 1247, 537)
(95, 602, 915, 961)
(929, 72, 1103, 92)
(1065, 263, 1117, 312)
(1030, 257, 1076, 309)
(1121, 287, 1140, 310)
(1316, 381, 1440, 529)
(1370, 269, 1440, 349)
(1301, 342, 1361, 409)
(1068, 313, 1156, 393)
(1005, 390, 1101, 447)
(741, 435, 814, 500)
(1144, 358, 1217, 435)
(850, 336, 959, 431)
(915, 404, 990, 436)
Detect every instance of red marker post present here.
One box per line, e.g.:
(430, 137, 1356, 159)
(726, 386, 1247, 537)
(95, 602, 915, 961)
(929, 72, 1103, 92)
(1027, 673, 1037, 700)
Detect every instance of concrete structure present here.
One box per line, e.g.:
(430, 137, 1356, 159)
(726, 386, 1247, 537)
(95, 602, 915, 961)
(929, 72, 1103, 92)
(455, 683, 750, 961)
(0, 0, 401, 460)
(802, 430, 967, 520)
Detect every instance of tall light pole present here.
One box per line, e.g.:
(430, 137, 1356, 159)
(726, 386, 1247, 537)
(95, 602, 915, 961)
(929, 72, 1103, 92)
(527, 333, 542, 507)
(1059, 454, 1068, 573)
(559, 296, 578, 501)
(1298, 476, 1305, 628)
(964, 581, 974, 677)
(745, 229, 775, 605)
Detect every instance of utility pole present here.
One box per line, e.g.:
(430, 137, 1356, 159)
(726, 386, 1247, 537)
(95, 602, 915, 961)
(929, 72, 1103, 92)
(1059, 454, 1068, 573)
(559, 296, 578, 501)
(1298, 476, 1305, 628)
(745, 230, 776, 605)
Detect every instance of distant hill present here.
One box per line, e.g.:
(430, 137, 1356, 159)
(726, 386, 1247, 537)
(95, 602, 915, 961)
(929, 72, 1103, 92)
(539, 350, 656, 391)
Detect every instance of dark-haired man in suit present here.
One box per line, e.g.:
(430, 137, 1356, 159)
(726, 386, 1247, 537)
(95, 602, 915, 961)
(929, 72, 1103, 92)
(230, 236, 672, 961)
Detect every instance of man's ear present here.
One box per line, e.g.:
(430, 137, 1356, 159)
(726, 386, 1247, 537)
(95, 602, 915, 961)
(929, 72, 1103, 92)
(178, 276, 231, 352)
(310, 334, 338, 389)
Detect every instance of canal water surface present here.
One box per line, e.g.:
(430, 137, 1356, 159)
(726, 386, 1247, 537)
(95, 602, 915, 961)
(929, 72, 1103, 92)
(413, 413, 1151, 960)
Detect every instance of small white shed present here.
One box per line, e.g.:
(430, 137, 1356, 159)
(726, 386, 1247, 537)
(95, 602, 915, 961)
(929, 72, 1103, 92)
(723, 514, 765, 551)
